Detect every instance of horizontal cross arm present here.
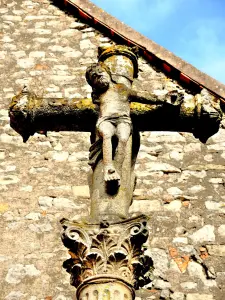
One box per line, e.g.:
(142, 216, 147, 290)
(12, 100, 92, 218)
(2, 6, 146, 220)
(9, 89, 222, 143)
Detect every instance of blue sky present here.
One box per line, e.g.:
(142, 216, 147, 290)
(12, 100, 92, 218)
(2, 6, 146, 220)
(91, 0, 225, 84)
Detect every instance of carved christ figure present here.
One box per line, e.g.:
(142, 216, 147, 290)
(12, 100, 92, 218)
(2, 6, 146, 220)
(86, 45, 186, 185)
(86, 61, 133, 182)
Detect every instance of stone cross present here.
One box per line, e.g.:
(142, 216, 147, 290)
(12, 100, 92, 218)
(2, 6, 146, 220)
(9, 45, 222, 221)
(9, 45, 222, 300)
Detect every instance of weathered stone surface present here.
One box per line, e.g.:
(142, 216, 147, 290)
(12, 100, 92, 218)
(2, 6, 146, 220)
(52, 197, 85, 209)
(80, 39, 95, 49)
(28, 223, 53, 233)
(187, 261, 217, 287)
(170, 292, 185, 300)
(0, 175, 19, 185)
(164, 200, 182, 211)
(147, 132, 186, 143)
(38, 196, 53, 208)
(188, 185, 205, 193)
(167, 187, 183, 196)
(148, 248, 168, 279)
(1, 0, 225, 299)
(189, 225, 215, 243)
(205, 201, 224, 210)
(180, 282, 197, 290)
(72, 185, 89, 198)
(184, 143, 201, 152)
(206, 245, 225, 257)
(5, 264, 41, 284)
(173, 237, 188, 244)
(25, 212, 41, 220)
(218, 225, 225, 236)
(5, 291, 26, 300)
(160, 289, 170, 299)
(144, 162, 181, 173)
(186, 294, 214, 300)
(69, 21, 86, 29)
(130, 200, 162, 213)
(153, 279, 171, 289)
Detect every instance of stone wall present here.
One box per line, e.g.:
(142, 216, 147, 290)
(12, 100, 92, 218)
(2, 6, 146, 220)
(0, 1, 225, 300)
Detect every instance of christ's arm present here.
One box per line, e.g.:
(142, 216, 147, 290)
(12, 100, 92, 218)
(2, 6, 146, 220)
(129, 90, 184, 106)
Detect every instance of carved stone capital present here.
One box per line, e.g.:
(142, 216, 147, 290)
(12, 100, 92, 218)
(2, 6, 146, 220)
(61, 215, 153, 296)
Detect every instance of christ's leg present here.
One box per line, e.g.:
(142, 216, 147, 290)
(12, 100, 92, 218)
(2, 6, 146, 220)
(98, 121, 120, 182)
(116, 122, 131, 170)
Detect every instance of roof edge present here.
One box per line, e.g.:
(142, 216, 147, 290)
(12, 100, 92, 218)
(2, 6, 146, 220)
(66, 0, 225, 100)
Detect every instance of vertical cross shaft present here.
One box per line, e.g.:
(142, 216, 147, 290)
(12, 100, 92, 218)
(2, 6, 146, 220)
(60, 46, 152, 300)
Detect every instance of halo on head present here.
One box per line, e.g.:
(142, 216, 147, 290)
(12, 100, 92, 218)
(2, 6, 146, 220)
(98, 45, 139, 78)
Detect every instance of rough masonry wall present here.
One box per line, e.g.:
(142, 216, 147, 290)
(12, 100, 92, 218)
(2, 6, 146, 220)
(0, 1, 225, 300)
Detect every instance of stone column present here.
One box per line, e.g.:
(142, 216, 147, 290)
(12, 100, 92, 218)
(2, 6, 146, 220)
(77, 277, 134, 300)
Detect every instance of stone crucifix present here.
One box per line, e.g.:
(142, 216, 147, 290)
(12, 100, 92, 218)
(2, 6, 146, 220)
(9, 45, 222, 222)
(9, 45, 222, 300)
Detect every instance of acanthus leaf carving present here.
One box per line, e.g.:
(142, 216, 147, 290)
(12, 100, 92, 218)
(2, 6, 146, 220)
(60, 215, 153, 289)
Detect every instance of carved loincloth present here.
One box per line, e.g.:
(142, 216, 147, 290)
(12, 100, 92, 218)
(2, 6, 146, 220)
(89, 136, 103, 169)
(89, 115, 132, 169)
(96, 114, 132, 130)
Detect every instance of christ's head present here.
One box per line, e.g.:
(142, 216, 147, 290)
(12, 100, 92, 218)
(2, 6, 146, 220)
(86, 62, 111, 91)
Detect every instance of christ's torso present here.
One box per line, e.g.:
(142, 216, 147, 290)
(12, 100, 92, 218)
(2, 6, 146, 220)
(99, 83, 130, 118)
